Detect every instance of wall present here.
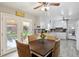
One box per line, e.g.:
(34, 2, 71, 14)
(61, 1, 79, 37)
(0, 5, 37, 20)
(0, 5, 39, 33)
(0, 14, 1, 55)
(75, 20, 79, 50)
(68, 20, 76, 30)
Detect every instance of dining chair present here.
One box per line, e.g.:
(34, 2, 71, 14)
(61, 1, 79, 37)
(28, 35, 37, 42)
(47, 35, 57, 40)
(52, 39, 60, 57)
(46, 35, 60, 57)
(16, 40, 31, 57)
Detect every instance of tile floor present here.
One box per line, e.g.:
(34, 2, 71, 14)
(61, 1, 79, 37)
(59, 39, 79, 57)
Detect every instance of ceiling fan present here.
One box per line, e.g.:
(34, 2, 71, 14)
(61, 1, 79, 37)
(33, 2, 60, 11)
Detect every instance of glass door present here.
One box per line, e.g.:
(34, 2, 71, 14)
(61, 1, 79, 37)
(1, 13, 32, 55)
(2, 18, 18, 55)
(21, 21, 31, 44)
(6, 20, 17, 50)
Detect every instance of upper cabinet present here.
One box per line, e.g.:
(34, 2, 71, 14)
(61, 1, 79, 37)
(54, 20, 67, 29)
(38, 16, 67, 29)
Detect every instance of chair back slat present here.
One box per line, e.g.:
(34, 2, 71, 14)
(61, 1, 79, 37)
(28, 35, 36, 42)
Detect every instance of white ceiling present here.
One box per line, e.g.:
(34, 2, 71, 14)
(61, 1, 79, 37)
(0, 2, 79, 20)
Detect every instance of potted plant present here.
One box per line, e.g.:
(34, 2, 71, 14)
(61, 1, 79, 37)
(40, 31, 46, 43)
(21, 31, 31, 40)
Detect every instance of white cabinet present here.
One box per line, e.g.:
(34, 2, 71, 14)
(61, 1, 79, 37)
(49, 32, 66, 39)
(56, 32, 66, 39)
(54, 20, 67, 28)
(0, 12, 33, 56)
(68, 34, 76, 40)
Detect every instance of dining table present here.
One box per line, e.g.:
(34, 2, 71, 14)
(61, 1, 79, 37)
(29, 39, 56, 57)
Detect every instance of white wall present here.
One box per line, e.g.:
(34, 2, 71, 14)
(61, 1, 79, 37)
(0, 5, 36, 20)
(0, 14, 1, 55)
(0, 5, 39, 33)
(75, 20, 79, 50)
(68, 20, 76, 30)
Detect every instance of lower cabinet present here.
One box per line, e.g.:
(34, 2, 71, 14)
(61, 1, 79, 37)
(50, 32, 66, 39)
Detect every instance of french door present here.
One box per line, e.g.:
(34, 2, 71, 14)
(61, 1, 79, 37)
(6, 19, 17, 50)
(21, 21, 31, 43)
(1, 13, 33, 56)
(1, 13, 18, 55)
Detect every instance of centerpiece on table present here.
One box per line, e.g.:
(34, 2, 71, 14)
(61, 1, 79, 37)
(40, 31, 46, 43)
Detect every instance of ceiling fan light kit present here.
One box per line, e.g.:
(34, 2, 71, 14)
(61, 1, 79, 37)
(41, 7, 50, 11)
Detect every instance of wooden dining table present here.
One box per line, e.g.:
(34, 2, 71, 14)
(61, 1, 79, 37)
(29, 39, 56, 57)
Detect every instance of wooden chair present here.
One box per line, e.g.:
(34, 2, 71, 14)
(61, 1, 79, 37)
(28, 35, 37, 42)
(52, 40, 60, 57)
(46, 35, 60, 57)
(47, 35, 57, 40)
(16, 40, 31, 57)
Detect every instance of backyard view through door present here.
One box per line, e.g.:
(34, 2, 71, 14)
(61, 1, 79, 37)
(6, 20, 17, 49)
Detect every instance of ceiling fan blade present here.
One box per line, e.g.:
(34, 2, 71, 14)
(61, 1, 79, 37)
(38, 2, 46, 4)
(38, 2, 43, 3)
(33, 4, 43, 9)
(50, 3, 60, 6)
